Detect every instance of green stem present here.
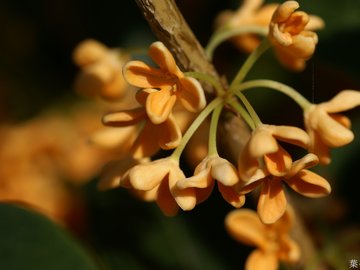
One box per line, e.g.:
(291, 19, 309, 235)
(208, 104, 224, 156)
(226, 98, 255, 130)
(205, 26, 268, 60)
(237, 79, 312, 110)
(185, 71, 225, 96)
(235, 90, 262, 128)
(171, 97, 224, 161)
(229, 38, 271, 92)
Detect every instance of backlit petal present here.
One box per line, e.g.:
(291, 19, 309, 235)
(156, 177, 179, 216)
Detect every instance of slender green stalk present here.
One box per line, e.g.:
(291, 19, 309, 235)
(185, 71, 225, 96)
(229, 38, 271, 92)
(237, 79, 312, 110)
(171, 97, 223, 161)
(205, 26, 268, 60)
(235, 90, 262, 128)
(226, 98, 255, 130)
(208, 104, 224, 156)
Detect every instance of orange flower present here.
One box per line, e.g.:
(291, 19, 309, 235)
(304, 90, 360, 164)
(97, 157, 157, 202)
(269, 1, 324, 71)
(123, 41, 206, 124)
(216, 0, 278, 52)
(238, 124, 309, 182)
(123, 158, 197, 216)
(177, 155, 245, 208)
(225, 208, 300, 270)
(73, 39, 130, 101)
(239, 153, 331, 224)
(102, 89, 182, 159)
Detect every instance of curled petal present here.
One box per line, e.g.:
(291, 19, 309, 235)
(225, 209, 267, 248)
(169, 171, 197, 211)
(146, 87, 177, 124)
(157, 114, 182, 150)
(156, 177, 179, 216)
(123, 60, 173, 88)
(315, 110, 354, 147)
(246, 250, 279, 270)
(308, 132, 331, 165)
(177, 167, 212, 189)
(210, 157, 239, 186)
(306, 15, 325, 31)
(283, 11, 309, 35)
(218, 183, 245, 208)
(271, 125, 310, 148)
(129, 159, 169, 190)
(320, 90, 360, 113)
(238, 143, 263, 181)
(287, 153, 318, 178)
(285, 169, 331, 198)
(102, 108, 145, 127)
(249, 128, 279, 158)
(148, 41, 182, 77)
(272, 1, 299, 23)
(178, 77, 206, 112)
(258, 178, 287, 224)
(264, 146, 292, 176)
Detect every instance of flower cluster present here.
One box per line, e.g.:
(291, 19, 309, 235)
(71, 1, 360, 269)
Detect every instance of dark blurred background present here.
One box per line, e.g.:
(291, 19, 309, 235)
(1, 0, 360, 269)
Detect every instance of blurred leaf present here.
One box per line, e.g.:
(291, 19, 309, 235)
(0, 203, 99, 270)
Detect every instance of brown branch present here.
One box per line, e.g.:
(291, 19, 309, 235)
(134, 0, 219, 81)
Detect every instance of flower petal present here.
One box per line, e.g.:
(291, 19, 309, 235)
(225, 209, 267, 248)
(148, 41, 182, 76)
(123, 60, 173, 88)
(245, 250, 279, 270)
(156, 176, 179, 216)
(169, 171, 197, 211)
(315, 110, 354, 147)
(258, 178, 287, 224)
(286, 153, 318, 178)
(248, 127, 279, 158)
(157, 114, 182, 150)
(210, 157, 239, 186)
(271, 125, 310, 148)
(102, 108, 146, 127)
(285, 169, 331, 198)
(177, 77, 206, 112)
(320, 90, 360, 113)
(218, 183, 245, 208)
(278, 236, 301, 263)
(131, 122, 160, 159)
(272, 1, 299, 23)
(146, 87, 177, 124)
(97, 159, 138, 190)
(176, 167, 212, 189)
(264, 146, 292, 176)
(129, 159, 169, 190)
